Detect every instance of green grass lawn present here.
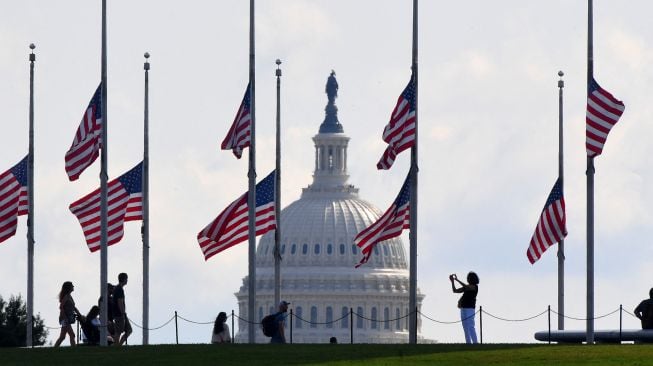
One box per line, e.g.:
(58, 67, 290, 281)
(3, 344, 653, 366)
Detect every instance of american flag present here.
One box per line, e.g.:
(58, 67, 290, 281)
(221, 83, 251, 159)
(354, 174, 410, 267)
(65, 84, 103, 181)
(69, 162, 143, 252)
(0, 157, 28, 244)
(198, 170, 276, 261)
(527, 178, 567, 264)
(586, 78, 625, 158)
(377, 77, 416, 170)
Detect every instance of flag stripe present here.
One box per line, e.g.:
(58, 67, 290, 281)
(221, 84, 252, 159)
(65, 84, 103, 181)
(198, 171, 276, 261)
(354, 174, 410, 267)
(377, 77, 416, 170)
(70, 162, 143, 252)
(0, 157, 28, 245)
(585, 78, 625, 157)
(527, 179, 567, 264)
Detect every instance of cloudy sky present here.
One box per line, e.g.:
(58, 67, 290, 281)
(1, 0, 652, 345)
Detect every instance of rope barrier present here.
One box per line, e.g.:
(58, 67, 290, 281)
(233, 313, 261, 325)
(292, 313, 349, 325)
(482, 309, 548, 322)
(129, 315, 176, 331)
(176, 314, 214, 325)
(351, 311, 411, 323)
(550, 307, 620, 321)
(417, 309, 476, 324)
(42, 304, 645, 344)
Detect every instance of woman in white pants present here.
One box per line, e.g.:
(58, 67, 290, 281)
(449, 272, 479, 344)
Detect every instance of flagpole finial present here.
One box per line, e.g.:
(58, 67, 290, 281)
(29, 43, 35, 50)
(276, 59, 282, 77)
(29, 43, 36, 61)
(558, 70, 564, 88)
(144, 52, 150, 71)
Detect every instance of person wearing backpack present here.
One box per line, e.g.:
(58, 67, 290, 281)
(270, 301, 290, 344)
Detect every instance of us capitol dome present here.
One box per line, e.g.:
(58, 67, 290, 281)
(235, 71, 424, 343)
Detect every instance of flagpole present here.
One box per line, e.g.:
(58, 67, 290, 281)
(99, 0, 109, 347)
(586, 0, 595, 345)
(557, 70, 565, 331)
(142, 52, 151, 346)
(26, 43, 36, 348)
(408, 0, 419, 345)
(247, 0, 257, 344)
(274, 59, 282, 307)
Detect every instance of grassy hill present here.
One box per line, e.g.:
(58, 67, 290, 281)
(4, 343, 653, 366)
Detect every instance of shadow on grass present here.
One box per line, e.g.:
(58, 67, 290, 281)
(1, 343, 550, 366)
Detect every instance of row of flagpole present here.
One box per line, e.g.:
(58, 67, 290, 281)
(5, 0, 423, 345)
(4, 0, 628, 347)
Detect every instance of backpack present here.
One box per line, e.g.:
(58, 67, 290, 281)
(261, 312, 280, 337)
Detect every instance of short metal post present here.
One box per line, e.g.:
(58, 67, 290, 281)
(290, 309, 293, 344)
(548, 305, 551, 345)
(479, 306, 483, 344)
(619, 304, 623, 343)
(175, 311, 179, 345)
(231, 309, 235, 343)
(350, 308, 354, 344)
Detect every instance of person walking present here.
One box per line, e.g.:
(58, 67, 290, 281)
(449, 272, 479, 344)
(54, 281, 81, 347)
(270, 301, 290, 344)
(112, 273, 132, 346)
(634, 288, 653, 330)
(211, 312, 231, 344)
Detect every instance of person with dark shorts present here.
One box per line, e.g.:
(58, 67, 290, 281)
(112, 273, 132, 346)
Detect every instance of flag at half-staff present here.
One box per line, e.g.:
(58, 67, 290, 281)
(221, 83, 252, 159)
(69, 162, 143, 252)
(0, 157, 28, 244)
(65, 84, 103, 181)
(354, 173, 410, 267)
(585, 78, 625, 157)
(526, 178, 567, 264)
(377, 76, 416, 170)
(198, 170, 276, 261)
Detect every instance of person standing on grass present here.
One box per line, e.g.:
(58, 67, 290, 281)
(449, 271, 479, 344)
(54, 281, 81, 347)
(634, 287, 653, 330)
(271, 301, 290, 344)
(112, 273, 132, 346)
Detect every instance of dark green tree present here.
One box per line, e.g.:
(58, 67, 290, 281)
(0, 294, 48, 347)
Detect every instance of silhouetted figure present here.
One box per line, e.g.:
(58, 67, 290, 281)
(211, 312, 231, 344)
(54, 281, 81, 347)
(326, 70, 338, 104)
(635, 288, 653, 330)
(112, 273, 132, 346)
(80, 306, 101, 345)
(450, 272, 479, 344)
(329, 336, 338, 344)
(271, 301, 290, 344)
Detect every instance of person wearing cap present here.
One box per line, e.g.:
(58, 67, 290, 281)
(271, 301, 290, 344)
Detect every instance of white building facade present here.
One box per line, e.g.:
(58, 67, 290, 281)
(235, 72, 424, 343)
